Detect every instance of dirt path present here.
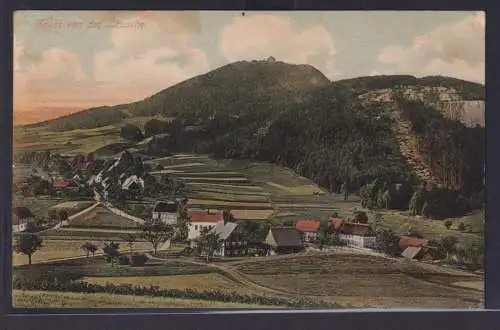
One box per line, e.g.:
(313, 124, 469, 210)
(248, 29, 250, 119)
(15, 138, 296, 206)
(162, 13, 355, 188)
(147, 254, 336, 301)
(146, 254, 300, 299)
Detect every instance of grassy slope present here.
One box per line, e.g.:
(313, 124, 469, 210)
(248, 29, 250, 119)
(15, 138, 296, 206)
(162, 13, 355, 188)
(13, 124, 123, 156)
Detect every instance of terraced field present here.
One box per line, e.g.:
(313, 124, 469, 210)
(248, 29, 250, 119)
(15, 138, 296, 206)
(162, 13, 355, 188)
(147, 154, 276, 221)
(147, 153, 344, 221)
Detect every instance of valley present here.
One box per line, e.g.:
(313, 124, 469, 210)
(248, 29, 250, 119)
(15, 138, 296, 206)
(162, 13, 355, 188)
(12, 62, 485, 309)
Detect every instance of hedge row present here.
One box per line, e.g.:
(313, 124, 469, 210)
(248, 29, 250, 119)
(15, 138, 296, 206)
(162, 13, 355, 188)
(13, 275, 340, 308)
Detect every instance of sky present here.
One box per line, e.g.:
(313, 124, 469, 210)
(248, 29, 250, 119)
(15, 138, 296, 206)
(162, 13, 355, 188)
(13, 10, 485, 125)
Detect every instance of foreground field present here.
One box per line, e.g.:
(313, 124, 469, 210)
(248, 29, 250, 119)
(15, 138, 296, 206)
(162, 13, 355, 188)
(236, 254, 483, 308)
(83, 273, 255, 296)
(13, 290, 266, 308)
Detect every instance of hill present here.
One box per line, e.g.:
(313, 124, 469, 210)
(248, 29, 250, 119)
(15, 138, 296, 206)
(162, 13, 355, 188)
(27, 60, 330, 132)
(16, 60, 485, 219)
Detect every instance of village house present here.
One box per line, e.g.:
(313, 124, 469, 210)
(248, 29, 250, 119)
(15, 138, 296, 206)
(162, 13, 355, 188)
(152, 200, 178, 225)
(188, 210, 224, 241)
(265, 227, 304, 255)
(12, 206, 35, 233)
(121, 175, 145, 190)
(399, 236, 438, 261)
(330, 219, 377, 249)
(398, 236, 429, 249)
(210, 222, 247, 257)
(295, 220, 321, 243)
(53, 178, 78, 191)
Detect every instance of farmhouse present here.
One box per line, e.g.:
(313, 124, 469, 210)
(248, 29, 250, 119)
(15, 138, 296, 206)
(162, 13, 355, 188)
(295, 220, 321, 242)
(121, 175, 145, 190)
(399, 236, 429, 249)
(53, 178, 78, 190)
(210, 222, 247, 257)
(265, 227, 304, 255)
(331, 219, 377, 249)
(188, 211, 224, 241)
(398, 236, 437, 261)
(401, 245, 438, 261)
(12, 206, 34, 233)
(152, 200, 178, 225)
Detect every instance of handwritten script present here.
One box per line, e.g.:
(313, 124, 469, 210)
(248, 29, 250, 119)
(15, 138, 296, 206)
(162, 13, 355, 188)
(36, 17, 146, 29)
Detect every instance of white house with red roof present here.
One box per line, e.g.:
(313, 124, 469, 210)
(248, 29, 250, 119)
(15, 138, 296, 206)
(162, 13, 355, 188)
(187, 210, 224, 241)
(295, 220, 321, 242)
(329, 218, 377, 249)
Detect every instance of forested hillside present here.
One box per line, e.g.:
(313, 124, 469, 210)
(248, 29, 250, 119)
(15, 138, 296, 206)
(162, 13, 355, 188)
(21, 60, 485, 219)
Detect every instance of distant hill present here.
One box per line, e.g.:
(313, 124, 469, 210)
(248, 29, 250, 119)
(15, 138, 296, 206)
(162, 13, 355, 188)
(26, 60, 484, 131)
(30, 60, 331, 131)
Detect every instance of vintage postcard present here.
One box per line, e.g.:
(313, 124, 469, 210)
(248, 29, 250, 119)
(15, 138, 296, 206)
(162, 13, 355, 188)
(12, 10, 485, 309)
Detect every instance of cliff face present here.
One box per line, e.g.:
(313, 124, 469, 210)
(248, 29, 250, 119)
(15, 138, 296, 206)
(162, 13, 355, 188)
(358, 86, 485, 126)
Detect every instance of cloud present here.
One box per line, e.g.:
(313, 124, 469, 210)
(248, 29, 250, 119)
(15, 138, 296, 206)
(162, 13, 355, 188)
(375, 12, 485, 83)
(92, 12, 210, 101)
(13, 11, 209, 124)
(219, 14, 338, 78)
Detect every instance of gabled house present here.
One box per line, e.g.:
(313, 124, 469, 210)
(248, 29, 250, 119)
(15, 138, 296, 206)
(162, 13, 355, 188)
(80, 161, 91, 172)
(398, 236, 437, 261)
(265, 227, 304, 255)
(188, 211, 224, 241)
(398, 236, 429, 249)
(12, 206, 35, 233)
(121, 175, 145, 190)
(53, 179, 78, 190)
(332, 220, 377, 249)
(401, 245, 438, 261)
(331, 218, 344, 230)
(152, 200, 178, 225)
(210, 222, 246, 257)
(295, 220, 321, 242)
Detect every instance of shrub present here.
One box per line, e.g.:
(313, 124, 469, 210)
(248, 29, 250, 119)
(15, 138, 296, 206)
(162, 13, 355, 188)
(458, 222, 467, 232)
(444, 220, 453, 229)
(120, 124, 144, 142)
(118, 255, 131, 265)
(180, 247, 195, 256)
(353, 211, 368, 224)
(131, 254, 149, 266)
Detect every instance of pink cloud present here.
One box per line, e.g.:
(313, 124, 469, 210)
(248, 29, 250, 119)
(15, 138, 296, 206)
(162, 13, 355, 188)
(14, 11, 209, 124)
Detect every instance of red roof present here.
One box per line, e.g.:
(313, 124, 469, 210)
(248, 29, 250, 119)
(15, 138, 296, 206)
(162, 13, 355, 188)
(340, 223, 374, 236)
(296, 220, 321, 233)
(53, 179, 76, 188)
(189, 211, 224, 223)
(399, 236, 429, 248)
(331, 218, 344, 230)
